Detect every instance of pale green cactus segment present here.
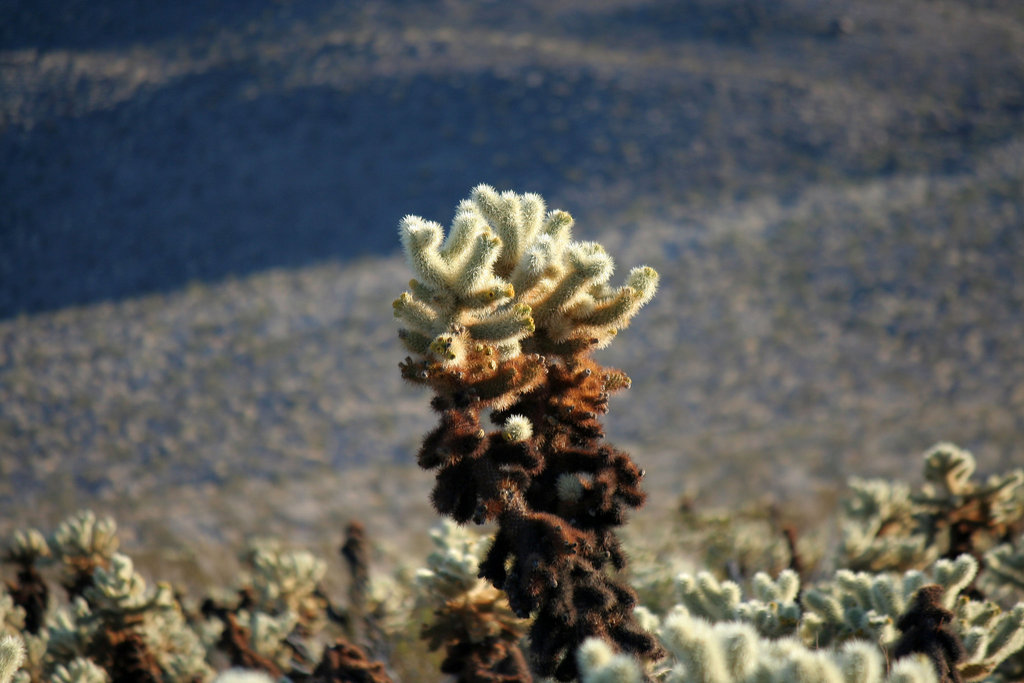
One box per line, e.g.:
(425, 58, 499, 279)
(86, 553, 173, 614)
(922, 442, 976, 495)
(839, 640, 885, 683)
(565, 279, 646, 330)
(397, 328, 432, 355)
(407, 277, 438, 303)
(5, 529, 50, 564)
(441, 206, 488, 261)
(464, 303, 534, 342)
(540, 209, 574, 250)
(0, 635, 25, 683)
(399, 215, 451, 289)
(966, 603, 1024, 672)
(780, 645, 845, 683)
(984, 538, 1024, 593)
(676, 570, 801, 639)
(470, 185, 545, 276)
(240, 609, 298, 670)
(0, 592, 25, 634)
(676, 572, 741, 623)
(50, 657, 109, 683)
(644, 606, 938, 683)
(529, 246, 612, 323)
(577, 637, 644, 683)
(869, 578, 904, 618)
(716, 622, 760, 679)
(519, 193, 547, 247)
(931, 555, 978, 608)
(914, 443, 1023, 521)
(461, 282, 516, 310)
(659, 608, 731, 683)
(392, 291, 438, 333)
(546, 265, 658, 348)
(212, 671, 277, 683)
(566, 241, 614, 279)
(840, 477, 937, 572)
(884, 654, 938, 683)
(452, 229, 504, 297)
(50, 511, 119, 564)
(804, 589, 847, 625)
(509, 234, 557, 295)
(47, 598, 92, 662)
(245, 542, 326, 617)
(414, 521, 492, 601)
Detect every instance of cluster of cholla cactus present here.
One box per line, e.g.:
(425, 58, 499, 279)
(393, 184, 661, 679)
(579, 443, 1024, 683)
(840, 443, 1024, 575)
(0, 511, 211, 682)
(579, 553, 1024, 682)
(0, 511, 400, 683)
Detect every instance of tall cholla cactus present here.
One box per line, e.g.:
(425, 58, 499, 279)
(394, 185, 661, 680)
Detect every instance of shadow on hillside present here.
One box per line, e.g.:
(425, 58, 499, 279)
(1, 67, 707, 318)
(3, 0, 1020, 318)
(0, 0, 329, 51)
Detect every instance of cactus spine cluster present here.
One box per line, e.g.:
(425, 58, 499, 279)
(394, 184, 660, 679)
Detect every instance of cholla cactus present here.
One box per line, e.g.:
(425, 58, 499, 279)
(395, 186, 661, 679)
(0, 593, 25, 640)
(657, 609, 902, 683)
(54, 552, 210, 682)
(800, 556, 977, 650)
(841, 444, 1024, 574)
(917, 444, 1024, 560)
(211, 670, 274, 683)
(3, 528, 50, 635)
(50, 657, 109, 683)
(663, 555, 1024, 681)
(0, 634, 25, 683)
(954, 599, 1024, 681)
(49, 511, 120, 599)
(577, 607, 943, 683)
(675, 570, 802, 639)
(205, 540, 376, 679)
(244, 540, 327, 630)
(983, 536, 1024, 599)
(841, 477, 939, 572)
(415, 521, 530, 682)
(577, 637, 644, 683)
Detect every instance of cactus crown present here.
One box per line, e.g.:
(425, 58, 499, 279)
(395, 184, 658, 363)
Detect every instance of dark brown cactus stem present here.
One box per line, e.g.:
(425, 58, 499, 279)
(5, 562, 49, 634)
(893, 584, 966, 683)
(341, 520, 370, 643)
(310, 638, 394, 683)
(201, 605, 284, 678)
(89, 614, 163, 683)
(416, 346, 662, 680)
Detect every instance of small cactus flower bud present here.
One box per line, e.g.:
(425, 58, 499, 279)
(556, 473, 584, 502)
(502, 415, 533, 443)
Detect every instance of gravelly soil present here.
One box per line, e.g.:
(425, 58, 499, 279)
(2, 0, 1023, 584)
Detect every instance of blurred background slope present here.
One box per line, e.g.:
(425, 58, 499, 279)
(1, 0, 1022, 582)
